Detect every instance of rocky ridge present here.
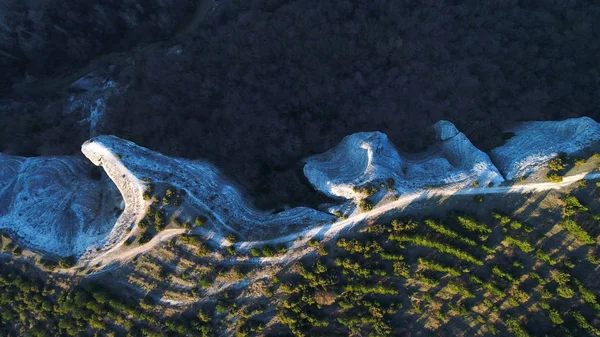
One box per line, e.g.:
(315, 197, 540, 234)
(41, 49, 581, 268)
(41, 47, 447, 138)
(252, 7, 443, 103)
(0, 117, 598, 258)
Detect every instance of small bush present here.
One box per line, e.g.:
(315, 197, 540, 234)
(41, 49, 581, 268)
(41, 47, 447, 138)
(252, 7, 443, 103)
(12, 246, 22, 257)
(40, 258, 58, 270)
(262, 246, 274, 257)
(545, 171, 563, 183)
(180, 234, 202, 245)
(58, 256, 76, 269)
(227, 246, 236, 256)
(137, 231, 154, 245)
(359, 199, 374, 212)
(123, 237, 134, 246)
(549, 154, 568, 171)
(548, 309, 564, 325)
(194, 216, 205, 227)
(473, 195, 483, 203)
(226, 234, 237, 243)
(563, 195, 588, 217)
(560, 218, 594, 244)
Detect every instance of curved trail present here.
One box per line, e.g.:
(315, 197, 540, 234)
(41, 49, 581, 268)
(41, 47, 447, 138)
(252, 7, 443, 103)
(81, 171, 600, 276)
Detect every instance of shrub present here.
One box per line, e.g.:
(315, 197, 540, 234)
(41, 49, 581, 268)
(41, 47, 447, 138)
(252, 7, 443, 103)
(154, 209, 166, 231)
(560, 219, 594, 244)
(352, 184, 378, 196)
(359, 199, 374, 212)
(505, 317, 530, 337)
(143, 184, 153, 200)
(180, 234, 202, 245)
(123, 237, 134, 246)
(473, 195, 483, 203)
(529, 272, 547, 285)
(197, 243, 211, 256)
(423, 219, 476, 246)
(545, 171, 563, 183)
(40, 258, 58, 270)
(390, 235, 483, 265)
(226, 234, 237, 243)
(535, 249, 557, 265)
(418, 258, 460, 276)
(491, 212, 511, 225)
(12, 246, 22, 257)
(504, 236, 534, 253)
(137, 231, 154, 245)
(510, 221, 522, 230)
(390, 218, 419, 232)
(548, 309, 564, 325)
(215, 301, 228, 313)
(194, 216, 205, 227)
(481, 245, 496, 254)
(539, 302, 550, 310)
(308, 239, 320, 247)
(455, 215, 492, 234)
(58, 256, 76, 269)
(227, 246, 236, 256)
(563, 195, 588, 217)
(262, 246, 274, 257)
(557, 286, 575, 299)
(199, 277, 213, 288)
(250, 248, 260, 257)
(492, 266, 518, 285)
(549, 154, 568, 171)
(393, 261, 410, 278)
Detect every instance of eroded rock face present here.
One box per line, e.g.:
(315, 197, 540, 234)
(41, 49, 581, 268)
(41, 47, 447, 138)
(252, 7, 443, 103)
(303, 132, 404, 199)
(4, 118, 600, 257)
(491, 117, 600, 180)
(0, 153, 121, 256)
(304, 121, 504, 203)
(81, 136, 335, 244)
(433, 120, 504, 187)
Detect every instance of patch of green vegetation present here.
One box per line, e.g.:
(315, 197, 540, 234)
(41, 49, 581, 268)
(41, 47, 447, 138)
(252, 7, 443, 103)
(137, 230, 154, 245)
(560, 218, 594, 244)
(0, 260, 214, 336)
(359, 199, 375, 212)
(352, 183, 378, 196)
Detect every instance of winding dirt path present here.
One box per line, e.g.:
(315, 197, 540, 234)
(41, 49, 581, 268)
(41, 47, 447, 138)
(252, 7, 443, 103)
(81, 171, 600, 276)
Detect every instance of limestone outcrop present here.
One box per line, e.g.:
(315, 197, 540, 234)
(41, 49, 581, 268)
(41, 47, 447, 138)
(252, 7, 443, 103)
(0, 153, 121, 256)
(304, 120, 504, 207)
(491, 117, 600, 180)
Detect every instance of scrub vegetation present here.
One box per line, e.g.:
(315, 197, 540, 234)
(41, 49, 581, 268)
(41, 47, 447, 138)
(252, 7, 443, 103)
(4, 183, 600, 336)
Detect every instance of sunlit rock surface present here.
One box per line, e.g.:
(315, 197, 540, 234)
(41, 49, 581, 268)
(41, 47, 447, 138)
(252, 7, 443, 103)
(82, 136, 335, 243)
(4, 118, 600, 256)
(303, 132, 404, 199)
(491, 117, 600, 180)
(304, 120, 504, 203)
(0, 153, 121, 256)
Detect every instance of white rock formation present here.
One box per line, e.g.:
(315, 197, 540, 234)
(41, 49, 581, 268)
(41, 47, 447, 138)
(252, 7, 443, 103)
(304, 120, 504, 206)
(5, 117, 600, 257)
(303, 132, 404, 199)
(0, 153, 121, 256)
(81, 138, 149, 256)
(430, 120, 505, 188)
(81, 136, 335, 245)
(491, 117, 600, 180)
